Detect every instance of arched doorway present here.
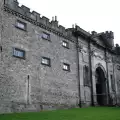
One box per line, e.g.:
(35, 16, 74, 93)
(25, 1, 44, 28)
(95, 67, 107, 106)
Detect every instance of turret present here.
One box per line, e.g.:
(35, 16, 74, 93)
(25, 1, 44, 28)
(101, 31, 114, 48)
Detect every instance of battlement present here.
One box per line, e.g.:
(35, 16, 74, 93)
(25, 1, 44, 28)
(3, 0, 76, 41)
(102, 31, 114, 39)
(2, 0, 120, 49)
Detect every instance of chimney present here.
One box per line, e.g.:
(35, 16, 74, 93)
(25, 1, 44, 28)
(55, 16, 57, 21)
(52, 16, 54, 21)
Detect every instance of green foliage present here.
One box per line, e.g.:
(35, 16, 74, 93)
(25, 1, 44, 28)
(0, 107, 120, 120)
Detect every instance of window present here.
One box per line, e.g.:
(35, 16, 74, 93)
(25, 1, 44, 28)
(62, 41, 69, 48)
(42, 32, 50, 40)
(111, 75, 115, 91)
(41, 57, 51, 66)
(83, 65, 90, 86)
(117, 65, 120, 70)
(13, 48, 25, 59)
(63, 63, 70, 71)
(16, 20, 26, 31)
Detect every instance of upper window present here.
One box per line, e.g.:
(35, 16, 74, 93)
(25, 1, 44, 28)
(63, 63, 70, 71)
(41, 57, 51, 66)
(42, 32, 50, 40)
(62, 41, 69, 48)
(13, 48, 25, 59)
(83, 65, 90, 86)
(16, 20, 27, 31)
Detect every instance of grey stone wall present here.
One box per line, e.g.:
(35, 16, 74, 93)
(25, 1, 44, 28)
(0, 0, 120, 114)
(0, 8, 79, 113)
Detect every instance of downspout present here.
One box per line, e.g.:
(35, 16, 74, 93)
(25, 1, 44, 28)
(105, 49, 110, 105)
(75, 31, 82, 108)
(27, 75, 30, 104)
(88, 37, 94, 106)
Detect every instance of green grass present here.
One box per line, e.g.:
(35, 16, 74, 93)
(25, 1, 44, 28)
(0, 107, 120, 120)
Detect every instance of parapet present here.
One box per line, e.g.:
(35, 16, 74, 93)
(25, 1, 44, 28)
(75, 25, 91, 37)
(4, 0, 76, 42)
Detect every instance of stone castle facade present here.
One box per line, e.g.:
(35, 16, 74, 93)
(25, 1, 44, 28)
(0, 0, 120, 113)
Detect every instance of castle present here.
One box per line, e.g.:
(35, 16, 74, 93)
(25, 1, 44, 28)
(0, 0, 120, 113)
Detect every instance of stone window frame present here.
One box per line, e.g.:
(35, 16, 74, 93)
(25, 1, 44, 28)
(15, 20, 27, 31)
(42, 32, 51, 41)
(13, 48, 26, 59)
(41, 57, 51, 67)
(63, 63, 70, 72)
(62, 41, 69, 49)
(83, 65, 90, 87)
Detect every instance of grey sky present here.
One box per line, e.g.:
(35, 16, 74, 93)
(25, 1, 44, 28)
(19, 0, 120, 45)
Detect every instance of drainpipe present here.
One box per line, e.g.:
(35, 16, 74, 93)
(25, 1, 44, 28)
(105, 49, 110, 105)
(76, 34, 82, 108)
(88, 37, 94, 106)
(27, 75, 30, 104)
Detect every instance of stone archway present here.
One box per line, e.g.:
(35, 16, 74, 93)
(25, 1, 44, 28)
(95, 65, 107, 106)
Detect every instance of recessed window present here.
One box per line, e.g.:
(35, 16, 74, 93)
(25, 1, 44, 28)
(16, 20, 26, 31)
(42, 32, 50, 40)
(13, 48, 25, 59)
(63, 63, 70, 71)
(41, 57, 51, 66)
(62, 41, 69, 48)
(83, 65, 90, 86)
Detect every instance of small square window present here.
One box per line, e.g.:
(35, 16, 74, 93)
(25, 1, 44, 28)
(41, 57, 51, 66)
(13, 48, 25, 59)
(42, 32, 50, 40)
(63, 63, 70, 71)
(16, 20, 26, 31)
(62, 41, 69, 48)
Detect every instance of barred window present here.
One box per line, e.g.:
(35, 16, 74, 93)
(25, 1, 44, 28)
(63, 63, 70, 71)
(62, 41, 69, 48)
(42, 32, 50, 40)
(16, 20, 26, 31)
(83, 65, 90, 86)
(13, 48, 25, 59)
(41, 57, 51, 66)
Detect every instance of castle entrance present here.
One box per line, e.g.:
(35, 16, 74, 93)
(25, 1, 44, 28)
(95, 67, 107, 106)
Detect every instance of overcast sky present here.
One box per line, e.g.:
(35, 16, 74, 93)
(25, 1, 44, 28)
(19, 0, 120, 45)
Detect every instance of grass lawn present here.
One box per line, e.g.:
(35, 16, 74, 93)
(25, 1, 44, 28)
(0, 107, 120, 120)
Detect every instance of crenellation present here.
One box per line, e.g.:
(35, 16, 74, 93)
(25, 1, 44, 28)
(58, 25, 66, 33)
(4, 0, 76, 39)
(32, 11, 40, 22)
(30, 13, 36, 21)
(41, 16, 50, 26)
(21, 5, 30, 13)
